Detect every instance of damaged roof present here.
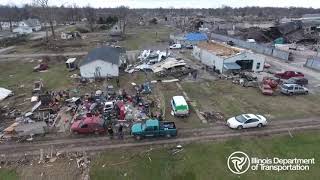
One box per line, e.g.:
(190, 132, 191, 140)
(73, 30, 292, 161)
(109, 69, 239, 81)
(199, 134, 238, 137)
(197, 41, 241, 57)
(80, 46, 125, 66)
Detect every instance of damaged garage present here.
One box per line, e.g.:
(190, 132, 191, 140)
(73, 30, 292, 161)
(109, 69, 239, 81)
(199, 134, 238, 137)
(193, 41, 265, 74)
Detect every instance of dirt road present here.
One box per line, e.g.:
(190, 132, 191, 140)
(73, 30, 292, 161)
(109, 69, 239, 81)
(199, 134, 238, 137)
(0, 52, 88, 60)
(1, 117, 320, 159)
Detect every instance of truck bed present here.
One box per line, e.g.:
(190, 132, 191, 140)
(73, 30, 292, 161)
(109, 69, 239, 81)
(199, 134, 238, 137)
(160, 122, 176, 130)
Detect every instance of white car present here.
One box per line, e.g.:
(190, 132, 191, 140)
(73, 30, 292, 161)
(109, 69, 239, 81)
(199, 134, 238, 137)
(169, 43, 182, 49)
(227, 114, 267, 129)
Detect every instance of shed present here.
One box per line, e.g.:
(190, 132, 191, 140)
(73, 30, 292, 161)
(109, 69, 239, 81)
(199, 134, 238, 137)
(66, 58, 77, 70)
(79, 46, 126, 78)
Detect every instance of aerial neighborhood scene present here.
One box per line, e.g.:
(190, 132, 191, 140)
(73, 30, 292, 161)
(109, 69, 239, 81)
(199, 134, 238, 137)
(1, 0, 320, 179)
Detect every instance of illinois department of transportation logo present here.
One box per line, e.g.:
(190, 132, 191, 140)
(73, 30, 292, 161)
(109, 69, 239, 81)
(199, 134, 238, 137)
(227, 151, 250, 174)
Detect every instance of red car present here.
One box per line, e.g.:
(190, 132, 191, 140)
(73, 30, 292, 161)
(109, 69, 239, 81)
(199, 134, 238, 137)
(275, 71, 304, 79)
(260, 84, 274, 96)
(71, 116, 106, 134)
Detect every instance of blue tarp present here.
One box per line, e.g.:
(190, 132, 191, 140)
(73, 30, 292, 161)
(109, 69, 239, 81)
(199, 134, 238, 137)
(185, 33, 208, 41)
(223, 62, 241, 70)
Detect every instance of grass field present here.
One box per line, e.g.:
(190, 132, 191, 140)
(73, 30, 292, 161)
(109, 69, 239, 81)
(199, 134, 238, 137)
(119, 24, 173, 50)
(0, 60, 74, 94)
(156, 82, 205, 128)
(0, 169, 18, 180)
(181, 80, 320, 120)
(90, 132, 320, 180)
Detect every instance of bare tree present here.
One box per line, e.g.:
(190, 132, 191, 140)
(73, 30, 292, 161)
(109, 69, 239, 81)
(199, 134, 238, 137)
(33, 0, 56, 40)
(83, 5, 96, 32)
(0, 6, 20, 32)
(116, 6, 129, 36)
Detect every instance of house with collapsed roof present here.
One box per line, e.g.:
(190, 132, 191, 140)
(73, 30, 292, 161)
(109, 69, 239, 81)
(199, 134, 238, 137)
(193, 41, 265, 74)
(79, 46, 126, 78)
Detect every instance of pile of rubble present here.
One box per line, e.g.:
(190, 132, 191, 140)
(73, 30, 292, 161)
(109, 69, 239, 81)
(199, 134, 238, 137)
(125, 49, 196, 79)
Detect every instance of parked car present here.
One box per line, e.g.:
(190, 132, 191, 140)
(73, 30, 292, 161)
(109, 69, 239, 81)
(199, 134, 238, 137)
(226, 40, 234, 46)
(169, 43, 182, 49)
(275, 71, 304, 79)
(131, 119, 177, 140)
(259, 84, 274, 96)
(280, 84, 309, 95)
(284, 77, 308, 86)
(71, 116, 106, 134)
(171, 96, 189, 117)
(185, 44, 193, 49)
(227, 114, 267, 129)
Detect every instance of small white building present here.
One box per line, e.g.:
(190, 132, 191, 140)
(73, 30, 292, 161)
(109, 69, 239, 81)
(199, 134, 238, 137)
(12, 26, 33, 34)
(19, 18, 41, 32)
(79, 46, 126, 78)
(193, 41, 265, 74)
(66, 58, 77, 70)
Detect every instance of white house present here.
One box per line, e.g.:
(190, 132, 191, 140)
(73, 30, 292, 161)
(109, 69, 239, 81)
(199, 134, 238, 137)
(79, 46, 126, 78)
(19, 18, 41, 32)
(12, 26, 33, 34)
(193, 41, 265, 74)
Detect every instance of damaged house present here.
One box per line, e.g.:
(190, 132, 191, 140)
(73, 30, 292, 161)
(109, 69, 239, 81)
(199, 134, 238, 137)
(193, 41, 265, 74)
(79, 46, 126, 78)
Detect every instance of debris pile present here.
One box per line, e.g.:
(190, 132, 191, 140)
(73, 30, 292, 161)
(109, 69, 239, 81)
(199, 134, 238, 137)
(126, 49, 196, 79)
(200, 111, 225, 121)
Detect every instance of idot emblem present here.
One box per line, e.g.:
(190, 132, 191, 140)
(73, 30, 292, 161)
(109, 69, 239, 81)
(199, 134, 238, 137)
(227, 151, 251, 174)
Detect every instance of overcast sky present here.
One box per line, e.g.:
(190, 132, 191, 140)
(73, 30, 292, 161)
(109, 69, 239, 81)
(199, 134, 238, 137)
(1, 0, 320, 8)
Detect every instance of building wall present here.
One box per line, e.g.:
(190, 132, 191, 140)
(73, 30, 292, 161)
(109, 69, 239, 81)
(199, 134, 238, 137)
(223, 52, 265, 73)
(305, 58, 320, 71)
(194, 47, 265, 73)
(12, 27, 33, 34)
(193, 46, 223, 68)
(80, 59, 119, 78)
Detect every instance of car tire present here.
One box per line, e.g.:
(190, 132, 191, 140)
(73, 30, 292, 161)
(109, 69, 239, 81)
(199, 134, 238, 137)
(237, 125, 243, 130)
(305, 91, 308, 95)
(289, 92, 293, 96)
(166, 134, 172, 138)
(72, 131, 78, 135)
(257, 123, 263, 128)
(94, 130, 99, 135)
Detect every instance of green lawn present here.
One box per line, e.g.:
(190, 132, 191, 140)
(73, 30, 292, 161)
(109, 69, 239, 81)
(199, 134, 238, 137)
(158, 82, 205, 128)
(119, 25, 173, 50)
(0, 60, 75, 94)
(0, 169, 18, 180)
(90, 132, 320, 180)
(181, 80, 320, 120)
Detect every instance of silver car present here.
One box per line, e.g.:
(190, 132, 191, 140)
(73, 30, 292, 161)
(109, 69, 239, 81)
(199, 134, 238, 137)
(280, 84, 308, 95)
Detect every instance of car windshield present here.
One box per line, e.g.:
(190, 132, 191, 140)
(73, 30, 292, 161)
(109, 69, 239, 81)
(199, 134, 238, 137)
(235, 115, 247, 123)
(282, 85, 289, 90)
